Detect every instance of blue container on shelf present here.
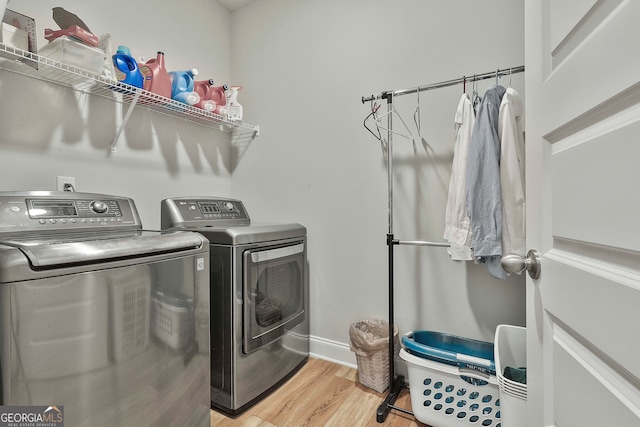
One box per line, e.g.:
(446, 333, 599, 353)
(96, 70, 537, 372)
(112, 45, 143, 89)
(169, 68, 200, 105)
(401, 330, 496, 375)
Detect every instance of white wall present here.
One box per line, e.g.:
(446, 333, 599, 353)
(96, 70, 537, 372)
(230, 0, 527, 366)
(0, 0, 234, 228)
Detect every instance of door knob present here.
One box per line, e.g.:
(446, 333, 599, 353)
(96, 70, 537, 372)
(501, 249, 541, 279)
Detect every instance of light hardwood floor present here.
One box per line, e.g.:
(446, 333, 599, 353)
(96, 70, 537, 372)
(209, 357, 428, 426)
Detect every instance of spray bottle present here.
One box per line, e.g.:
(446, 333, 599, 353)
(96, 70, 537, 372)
(112, 45, 143, 89)
(138, 52, 172, 99)
(226, 86, 243, 121)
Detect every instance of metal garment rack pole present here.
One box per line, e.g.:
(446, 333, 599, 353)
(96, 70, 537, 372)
(363, 65, 525, 423)
(361, 65, 524, 103)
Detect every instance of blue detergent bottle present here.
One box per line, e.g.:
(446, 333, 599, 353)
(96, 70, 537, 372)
(169, 68, 200, 105)
(113, 45, 143, 89)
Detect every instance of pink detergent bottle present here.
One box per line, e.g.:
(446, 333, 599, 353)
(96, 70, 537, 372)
(209, 84, 229, 116)
(209, 84, 228, 107)
(138, 52, 172, 99)
(193, 79, 216, 111)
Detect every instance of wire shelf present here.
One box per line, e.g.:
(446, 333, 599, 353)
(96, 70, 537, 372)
(0, 43, 259, 149)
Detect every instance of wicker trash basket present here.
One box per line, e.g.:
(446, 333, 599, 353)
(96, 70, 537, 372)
(349, 319, 399, 393)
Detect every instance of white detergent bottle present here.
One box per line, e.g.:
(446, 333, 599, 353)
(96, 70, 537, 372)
(226, 86, 243, 121)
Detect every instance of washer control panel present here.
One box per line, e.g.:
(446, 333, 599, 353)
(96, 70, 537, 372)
(0, 191, 139, 236)
(161, 197, 250, 229)
(27, 198, 123, 219)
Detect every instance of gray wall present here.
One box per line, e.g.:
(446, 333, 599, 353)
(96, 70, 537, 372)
(229, 0, 526, 365)
(0, 0, 235, 228)
(0, 0, 526, 367)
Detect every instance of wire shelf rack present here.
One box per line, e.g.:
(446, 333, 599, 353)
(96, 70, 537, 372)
(0, 43, 259, 151)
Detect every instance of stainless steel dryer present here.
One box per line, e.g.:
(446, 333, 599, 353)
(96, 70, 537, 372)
(161, 196, 309, 415)
(0, 191, 210, 427)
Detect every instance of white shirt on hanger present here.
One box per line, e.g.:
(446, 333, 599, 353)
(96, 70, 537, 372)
(498, 87, 526, 256)
(444, 93, 475, 260)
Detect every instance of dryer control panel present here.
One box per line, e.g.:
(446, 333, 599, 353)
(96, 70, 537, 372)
(161, 197, 251, 229)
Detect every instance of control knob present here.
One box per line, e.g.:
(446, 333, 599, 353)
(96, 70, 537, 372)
(91, 201, 108, 214)
(224, 202, 234, 211)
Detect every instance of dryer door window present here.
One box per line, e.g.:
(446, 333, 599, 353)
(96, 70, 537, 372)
(242, 242, 305, 354)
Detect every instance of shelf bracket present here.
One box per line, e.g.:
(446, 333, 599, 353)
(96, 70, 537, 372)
(231, 125, 259, 164)
(111, 90, 142, 152)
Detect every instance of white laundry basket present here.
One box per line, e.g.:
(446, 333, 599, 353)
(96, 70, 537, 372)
(495, 325, 527, 427)
(401, 331, 500, 427)
(151, 290, 194, 350)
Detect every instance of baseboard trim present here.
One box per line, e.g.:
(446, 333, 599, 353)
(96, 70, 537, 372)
(309, 335, 357, 368)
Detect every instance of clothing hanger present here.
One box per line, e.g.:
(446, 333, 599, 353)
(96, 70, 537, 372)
(463, 76, 466, 94)
(363, 100, 415, 143)
(495, 69, 499, 85)
(472, 74, 481, 113)
(413, 87, 421, 140)
(375, 107, 416, 141)
(364, 100, 382, 141)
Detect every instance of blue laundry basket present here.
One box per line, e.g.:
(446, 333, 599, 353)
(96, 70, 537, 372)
(402, 330, 496, 375)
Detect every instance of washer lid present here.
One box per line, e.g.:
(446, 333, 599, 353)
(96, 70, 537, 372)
(0, 230, 205, 268)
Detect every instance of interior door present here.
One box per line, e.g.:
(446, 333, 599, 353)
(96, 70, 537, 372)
(525, 1, 640, 425)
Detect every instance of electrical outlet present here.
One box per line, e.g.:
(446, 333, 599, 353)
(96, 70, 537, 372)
(56, 176, 76, 192)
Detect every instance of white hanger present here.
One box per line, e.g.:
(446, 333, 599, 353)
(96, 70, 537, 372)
(375, 107, 416, 142)
(413, 87, 421, 141)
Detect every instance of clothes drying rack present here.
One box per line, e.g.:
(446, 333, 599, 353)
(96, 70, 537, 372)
(360, 65, 525, 423)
